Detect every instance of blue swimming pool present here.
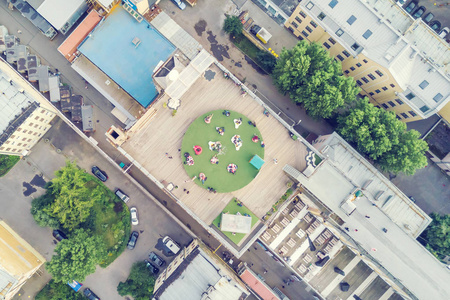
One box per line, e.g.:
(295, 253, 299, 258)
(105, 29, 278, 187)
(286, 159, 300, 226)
(78, 7, 175, 107)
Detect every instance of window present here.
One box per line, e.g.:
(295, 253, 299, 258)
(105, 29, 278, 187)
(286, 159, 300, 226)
(419, 80, 429, 89)
(350, 67, 355, 71)
(288, 27, 295, 33)
(390, 84, 396, 88)
(369, 92, 375, 96)
(363, 30, 373, 39)
(35, 116, 39, 120)
(396, 115, 401, 120)
(382, 86, 388, 91)
(302, 30, 309, 37)
(401, 113, 409, 119)
(17, 143, 22, 147)
(406, 93, 415, 100)
(342, 50, 351, 57)
(351, 43, 360, 50)
(323, 42, 331, 49)
(40, 118, 44, 122)
(328, 37, 336, 45)
(382, 103, 389, 109)
(41, 109, 45, 114)
(22, 137, 26, 141)
(310, 21, 318, 28)
(368, 73, 376, 80)
(347, 15, 357, 25)
(375, 70, 384, 77)
(292, 22, 298, 28)
(375, 106, 380, 109)
(361, 77, 369, 83)
(295, 16, 302, 23)
(329, 0, 338, 8)
(395, 99, 404, 105)
(388, 101, 396, 107)
(420, 105, 429, 113)
(297, 35, 304, 41)
(299, 11, 307, 18)
(336, 54, 345, 61)
(356, 63, 362, 67)
(23, 144, 27, 148)
(27, 139, 32, 142)
(356, 80, 363, 86)
(306, 2, 314, 10)
(433, 93, 443, 102)
(344, 70, 350, 74)
(409, 111, 417, 117)
(336, 28, 344, 36)
(375, 89, 381, 94)
(29, 123, 33, 126)
(306, 26, 313, 33)
(363, 59, 368, 63)
(17, 128, 22, 132)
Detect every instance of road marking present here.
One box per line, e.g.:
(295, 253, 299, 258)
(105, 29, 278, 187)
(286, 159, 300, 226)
(213, 243, 222, 253)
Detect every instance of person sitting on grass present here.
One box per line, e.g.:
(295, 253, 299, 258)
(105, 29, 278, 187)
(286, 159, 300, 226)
(223, 110, 230, 117)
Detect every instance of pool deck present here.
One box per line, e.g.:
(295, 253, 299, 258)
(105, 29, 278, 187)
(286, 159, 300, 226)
(122, 64, 309, 224)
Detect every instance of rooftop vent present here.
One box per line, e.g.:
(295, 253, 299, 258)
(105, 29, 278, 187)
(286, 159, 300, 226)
(375, 190, 385, 200)
(132, 37, 141, 48)
(362, 180, 373, 190)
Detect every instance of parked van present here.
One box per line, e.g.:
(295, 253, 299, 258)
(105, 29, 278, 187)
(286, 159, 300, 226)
(162, 236, 181, 254)
(115, 189, 130, 203)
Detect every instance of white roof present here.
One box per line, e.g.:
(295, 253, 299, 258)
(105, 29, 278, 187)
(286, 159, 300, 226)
(97, 0, 115, 7)
(37, 0, 86, 30)
(313, 132, 431, 237)
(220, 213, 252, 234)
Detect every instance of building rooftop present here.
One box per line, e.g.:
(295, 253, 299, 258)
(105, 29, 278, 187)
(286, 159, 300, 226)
(239, 268, 280, 300)
(10, 0, 56, 35)
(57, 10, 102, 62)
(37, 0, 86, 30)
(78, 7, 175, 107)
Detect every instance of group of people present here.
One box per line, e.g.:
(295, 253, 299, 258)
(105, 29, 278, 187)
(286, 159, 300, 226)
(227, 163, 238, 174)
(184, 152, 194, 166)
(231, 135, 242, 151)
(216, 127, 225, 136)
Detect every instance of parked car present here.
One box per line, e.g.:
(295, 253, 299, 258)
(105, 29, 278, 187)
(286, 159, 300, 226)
(171, 0, 186, 10)
(162, 236, 181, 254)
(145, 259, 160, 275)
(429, 21, 441, 32)
(91, 166, 108, 182)
(412, 6, 426, 19)
(148, 252, 166, 267)
(130, 207, 139, 226)
(127, 231, 139, 250)
(115, 188, 130, 203)
(404, 0, 418, 13)
(439, 27, 450, 38)
(83, 288, 100, 300)
(52, 229, 67, 242)
(422, 12, 434, 23)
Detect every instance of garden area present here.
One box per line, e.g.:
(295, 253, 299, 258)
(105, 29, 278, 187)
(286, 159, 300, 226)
(0, 154, 20, 177)
(31, 161, 130, 283)
(212, 198, 258, 244)
(181, 109, 265, 193)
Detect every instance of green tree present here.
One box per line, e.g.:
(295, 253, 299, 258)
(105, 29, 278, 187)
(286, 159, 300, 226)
(117, 262, 155, 300)
(273, 41, 359, 118)
(378, 129, 428, 175)
(223, 15, 243, 36)
(419, 213, 450, 259)
(36, 280, 84, 300)
(337, 99, 406, 160)
(46, 229, 106, 283)
(256, 50, 277, 73)
(45, 161, 98, 231)
(31, 194, 60, 228)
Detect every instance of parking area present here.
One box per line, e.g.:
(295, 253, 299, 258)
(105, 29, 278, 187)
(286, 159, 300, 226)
(402, 0, 450, 38)
(4, 117, 193, 300)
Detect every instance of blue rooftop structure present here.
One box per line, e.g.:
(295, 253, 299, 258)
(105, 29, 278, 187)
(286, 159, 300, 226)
(78, 7, 175, 107)
(249, 155, 264, 170)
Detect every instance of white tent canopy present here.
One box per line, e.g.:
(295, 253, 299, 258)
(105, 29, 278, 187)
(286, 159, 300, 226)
(220, 213, 252, 234)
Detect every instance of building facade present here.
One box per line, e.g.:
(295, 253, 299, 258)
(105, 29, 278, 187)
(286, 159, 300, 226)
(285, 0, 450, 123)
(0, 221, 45, 300)
(0, 59, 56, 156)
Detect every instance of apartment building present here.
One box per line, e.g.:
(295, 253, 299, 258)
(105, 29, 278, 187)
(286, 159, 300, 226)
(285, 0, 450, 123)
(0, 221, 45, 300)
(0, 59, 56, 156)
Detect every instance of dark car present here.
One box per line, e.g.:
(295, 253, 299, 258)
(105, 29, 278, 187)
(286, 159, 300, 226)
(127, 231, 139, 250)
(83, 288, 100, 300)
(148, 251, 165, 267)
(145, 259, 160, 275)
(404, 0, 417, 13)
(250, 25, 261, 35)
(91, 166, 108, 182)
(52, 229, 67, 242)
(412, 6, 426, 19)
(422, 12, 434, 23)
(429, 21, 441, 32)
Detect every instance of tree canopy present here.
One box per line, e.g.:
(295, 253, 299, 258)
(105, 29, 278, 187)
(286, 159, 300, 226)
(338, 99, 428, 175)
(256, 51, 277, 73)
(117, 262, 155, 300)
(419, 213, 450, 259)
(36, 280, 84, 300)
(223, 15, 243, 36)
(46, 229, 106, 283)
(272, 41, 359, 118)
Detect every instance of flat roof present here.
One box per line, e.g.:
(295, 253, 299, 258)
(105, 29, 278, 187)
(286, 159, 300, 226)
(240, 269, 280, 300)
(78, 7, 175, 107)
(37, 0, 86, 30)
(221, 213, 252, 234)
(58, 10, 102, 62)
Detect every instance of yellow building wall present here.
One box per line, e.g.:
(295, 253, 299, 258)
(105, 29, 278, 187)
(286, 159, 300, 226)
(439, 102, 450, 123)
(285, 6, 423, 122)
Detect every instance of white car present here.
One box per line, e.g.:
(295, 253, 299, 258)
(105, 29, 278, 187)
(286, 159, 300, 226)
(171, 0, 186, 10)
(130, 207, 139, 226)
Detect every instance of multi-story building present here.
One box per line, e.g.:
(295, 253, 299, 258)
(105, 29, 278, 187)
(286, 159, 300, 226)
(0, 221, 45, 300)
(0, 58, 56, 156)
(285, 0, 450, 123)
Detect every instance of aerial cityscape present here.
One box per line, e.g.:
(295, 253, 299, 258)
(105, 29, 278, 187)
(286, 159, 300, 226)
(1, 0, 449, 300)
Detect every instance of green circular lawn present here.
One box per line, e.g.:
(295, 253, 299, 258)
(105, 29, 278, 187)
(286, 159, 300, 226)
(181, 110, 265, 193)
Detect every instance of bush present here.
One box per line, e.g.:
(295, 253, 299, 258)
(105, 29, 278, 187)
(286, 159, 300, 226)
(0, 155, 20, 177)
(36, 280, 84, 300)
(256, 51, 277, 73)
(117, 262, 155, 300)
(223, 15, 243, 36)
